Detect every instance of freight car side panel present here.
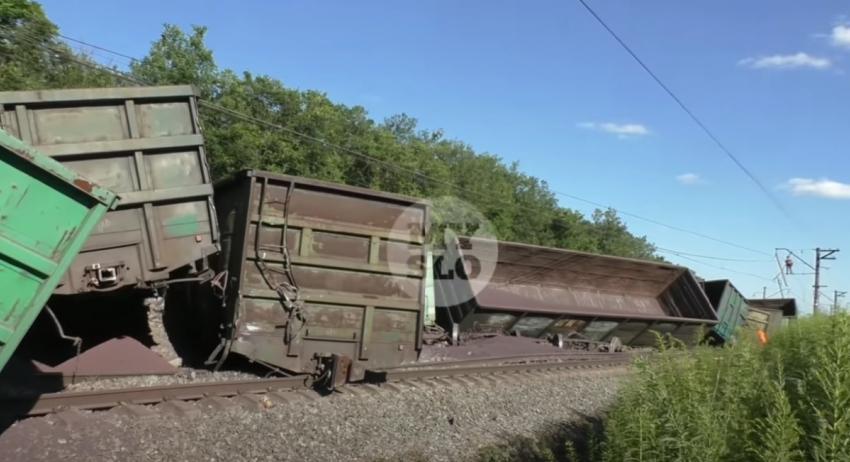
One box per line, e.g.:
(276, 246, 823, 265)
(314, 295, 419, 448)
(434, 237, 717, 348)
(212, 170, 429, 380)
(703, 280, 749, 344)
(0, 128, 119, 372)
(744, 307, 784, 337)
(0, 86, 218, 294)
(748, 298, 798, 319)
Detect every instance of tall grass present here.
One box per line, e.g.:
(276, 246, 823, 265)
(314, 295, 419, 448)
(372, 314, 850, 462)
(591, 313, 850, 462)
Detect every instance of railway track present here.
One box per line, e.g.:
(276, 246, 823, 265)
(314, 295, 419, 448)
(0, 352, 640, 424)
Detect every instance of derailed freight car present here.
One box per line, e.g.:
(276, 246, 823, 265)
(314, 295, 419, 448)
(434, 236, 718, 348)
(204, 170, 429, 382)
(745, 298, 798, 337)
(701, 279, 750, 344)
(0, 86, 219, 295)
(0, 128, 120, 373)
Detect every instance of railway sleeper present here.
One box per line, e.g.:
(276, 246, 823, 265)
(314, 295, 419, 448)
(1, 358, 632, 430)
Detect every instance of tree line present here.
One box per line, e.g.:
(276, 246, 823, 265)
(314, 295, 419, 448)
(1, 0, 665, 261)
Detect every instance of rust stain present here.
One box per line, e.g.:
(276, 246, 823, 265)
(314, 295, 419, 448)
(72, 178, 94, 193)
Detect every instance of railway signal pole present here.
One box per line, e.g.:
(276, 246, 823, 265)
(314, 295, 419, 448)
(834, 290, 847, 316)
(813, 248, 839, 316)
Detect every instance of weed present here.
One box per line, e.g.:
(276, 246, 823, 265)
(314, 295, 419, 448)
(373, 314, 850, 462)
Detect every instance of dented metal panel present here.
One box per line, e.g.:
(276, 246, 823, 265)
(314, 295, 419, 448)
(434, 237, 717, 347)
(0, 85, 219, 294)
(211, 170, 429, 380)
(0, 128, 120, 373)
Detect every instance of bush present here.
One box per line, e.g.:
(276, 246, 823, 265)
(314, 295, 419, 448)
(593, 313, 850, 462)
(372, 314, 850, 462)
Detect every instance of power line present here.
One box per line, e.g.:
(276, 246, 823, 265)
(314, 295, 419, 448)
(766, 290, 784, 298)
(44, 32, 784, 259)
(575, 0, 803, 232)
(655, 247, 771, 263)
(656, 250, 776, 283)
(8, 29, 781, 264)
(776, 248, 816, 271)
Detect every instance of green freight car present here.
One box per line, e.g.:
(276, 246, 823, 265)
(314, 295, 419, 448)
(0, 128, 119, 373)
(0, 86, 218, 295)
(701, 279, 750, 344)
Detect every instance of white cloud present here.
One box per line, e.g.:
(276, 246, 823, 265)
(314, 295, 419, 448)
(676, 173, 705, 185)
(578, 122, 650, 138)
(783, 178, 850, 199)
(738, 53, 832, 70)
(831, 24, 850, 49)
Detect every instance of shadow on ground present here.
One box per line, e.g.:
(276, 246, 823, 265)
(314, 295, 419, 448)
(372, 410, 607, 462)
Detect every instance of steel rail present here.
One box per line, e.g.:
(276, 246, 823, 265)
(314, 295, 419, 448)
(371, 351, 644, 374)
(2, 375, 313, 416)
(2, 354, 640, 419)
(377, 356, 635, 381)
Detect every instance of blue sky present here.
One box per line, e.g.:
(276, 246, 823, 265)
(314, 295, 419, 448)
(39, 0, 850, 313)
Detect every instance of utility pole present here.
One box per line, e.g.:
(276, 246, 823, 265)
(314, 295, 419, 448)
(834, 290, 847, 316)
(763, 286, 767, 299)
(814, 248, 839, 316)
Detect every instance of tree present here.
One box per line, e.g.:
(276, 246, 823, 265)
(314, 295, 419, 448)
(0, 0, 119, 91)
(0, 5, 667, 262)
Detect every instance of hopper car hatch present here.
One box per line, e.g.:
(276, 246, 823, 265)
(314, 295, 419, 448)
(434, 236, 718, 349)
(203, 170, 430, 384)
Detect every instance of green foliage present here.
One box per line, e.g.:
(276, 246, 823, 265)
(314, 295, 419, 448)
(0, 0, 120, 90)
(430, 316, 850, 462)
(0, 1, 668, 261)
(590, 314, 850, 462)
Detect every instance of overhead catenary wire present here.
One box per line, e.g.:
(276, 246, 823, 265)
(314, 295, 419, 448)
(655, 250, 777, 283)
(7, 28, 784, 279)
(575, 0, 804, 233)
(655, 247, 771, 263)
(39, 31, 784, 258)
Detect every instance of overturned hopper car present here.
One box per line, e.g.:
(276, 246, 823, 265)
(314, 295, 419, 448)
(701, 279, 750, 344)
(0, 86, 218, 295)
(205, 170, 429, 381)
(434, 237, 718, 348)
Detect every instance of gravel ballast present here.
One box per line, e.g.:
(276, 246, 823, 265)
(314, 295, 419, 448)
(64, 369, 263, 392)
(0, 368, 630, 462)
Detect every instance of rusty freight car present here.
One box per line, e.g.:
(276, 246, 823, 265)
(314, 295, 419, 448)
(745, 298, 798, 337)
(434, 236, 718, 348)
(0, 86, 218, 295)
(204, 170, 429, 382)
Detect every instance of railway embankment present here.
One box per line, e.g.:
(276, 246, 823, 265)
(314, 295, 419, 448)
(0, 366, 629, 462)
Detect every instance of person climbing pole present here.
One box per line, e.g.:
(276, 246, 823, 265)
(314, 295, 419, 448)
(785, 255, 794, 275)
